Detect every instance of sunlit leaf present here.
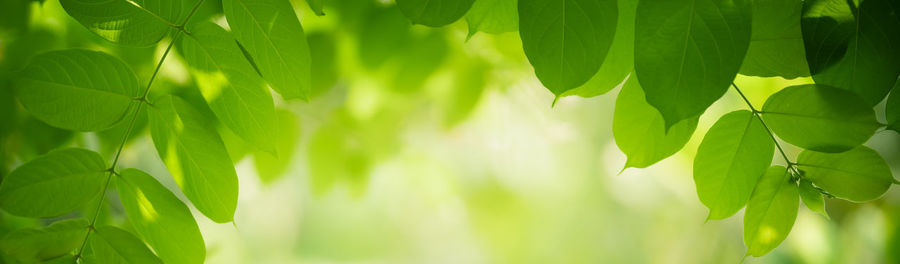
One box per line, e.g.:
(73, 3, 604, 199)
(89, 226, 163, 264)
(253, 109, 299, 184)
(634, 0, 752, 128)
(564, 0, 635, 98)
(0, 218, 88, 262)
(798, 179, 828, 219)
(739, 0, 809, 79)
(694, 110, 774, 220)
(797, 146, 894, 202)
(306, 0, 326, 16)
(743, 166, 798, 257)
(761, 84, 880, 153)
(15, 49, 141, 131)
(0, 148, 106, 218)
(466, 0, 518, 38)
(60, 0, 193, 46)
(116, 168, 205, 264)
(397, 0, 476, 27)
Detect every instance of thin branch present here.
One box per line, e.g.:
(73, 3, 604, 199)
(731, 83, 801, 176)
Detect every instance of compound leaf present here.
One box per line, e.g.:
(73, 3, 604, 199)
(60, 0, 193, 46)
(797, 146, 894, 202)
(0, 218, 89, 262)
(739, 0, 809, 79)
(743, 166, 799, 257)
(89, 226, 163, 264)
(798, 179, 828, 219)
(0, 148, 106, 218)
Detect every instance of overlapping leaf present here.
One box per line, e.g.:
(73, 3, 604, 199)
(739, 0, 809, 79)
(743, 166, 798, 257)
(88, 226, 163, 264)
(0, 218, 89, 262)
(60, 0, 193, 46)
(0, 148, 106, 218)
(798, 179, 828, 219)
(397, 0, 476, 27)
(466, 0, 518, 38)
(565, 0, 636, 97)
(797, 146, 894, 202)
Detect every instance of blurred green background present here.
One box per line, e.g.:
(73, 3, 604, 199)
(1, 0, 900, 263)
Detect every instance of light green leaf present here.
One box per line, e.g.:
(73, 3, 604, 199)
(518, 0, 617, 96)
(694, 110, 774, 220)
(116, 168, 205, 264)
(0, 148, 106, 218)
(307, 32, 338, 98)
(306, 0, 326, 16)
(60, 0, 192, 46)
(223, 0, 312, 100)
(564, 0, 636, 98)
(147, 95, 238, 223)
(798, 179, 828, 219)
(466, 0, 518, 38)
(15, 49, 141, 131)
(441, 58, 489, 127)
(613, 75, 698, 168)
(397, 0, 476, 27)
(634, 0, 752, 128)
(89, 226, 163, 264)
(761, 84, 880, 153)
(797, 146, 894, 202)
(801, 0, 900, 105)
(253, 109, 299, 184)
(179, 22, 278, 153)
(739, 0, 809, 79)
(743, 166, 798, 257)
(886, 81, 900, 132)
(0, 218, 89, 262)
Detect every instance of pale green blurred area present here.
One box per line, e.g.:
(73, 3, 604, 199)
(1, 0, 900, 263)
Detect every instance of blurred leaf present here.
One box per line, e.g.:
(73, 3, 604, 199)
(761, 84, 880, 153)
(739, 0, 809, 79)
(0, 148, 106, 218)
(15, 49, 141, 131)
(308, 115, 372, 196)
(391, 31, 448, 93)
(801, 0, 900, 105)
(397, 0, 476, 27)
(89, 226, 163, 264)
(60, 0, 192, 46)
(357, 6, 411, 69)
(307, 31, 338, 98)
(180, 22, 278, 153)
(614, 76, 697, 169)
(519, 0, 617, 95)
(798, 179, 828, 219)
(887, 82, 900, 132)
(147, 95, 238, 223)
(797, 146, 894, 202)
(694, 110, 774, 220)
(441, 59, 488, 127)
(18, 117, 75, 160)
(465, 0, 518, 38)
(0, 0, 29, 38)
(0, 218, 88, 262)
(307, 0, 326, 15)
(116, 168, 205, 264)
(254, 109, 300, 184)
(96, 107, 148, 157)
(743, 165, 798, 257)
(223, 0, 312, 100)
(564, 0, 635, 98)
(634, 0, 752, 129)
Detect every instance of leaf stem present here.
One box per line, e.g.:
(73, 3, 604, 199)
(731, 83, 801, 176)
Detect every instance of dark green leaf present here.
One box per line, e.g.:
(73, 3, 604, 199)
(0, 148, 106, 218)
(798, 179, 828, 219)
(0, 218, 88, 262)
(694, 110, 774, 220)
(89, 226, 163, 264)
(739, 0, 809, 79)
(886, 81, 900, 132)
(466, 0, 518, 38)
(60, 0, 192, 46)
(307, 0, 326, 16)
(743, 166, 798, 257)
(797, 146, 894, 202)
(564, 0, 636, 97)
(397, 0, 476, 27)
(761, 84, 880, 153)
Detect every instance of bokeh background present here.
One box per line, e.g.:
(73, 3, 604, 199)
(1, 0, 900, 263)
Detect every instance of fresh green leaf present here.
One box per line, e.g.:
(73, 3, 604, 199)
(15, 49, 141, 131)
(743, 166, 798, 257)
(253, 109, 299, 184)
(801, 0, 900, 105)
(147, 95, 238, 223)
(886, 81, 900, 132)
(60, 0, 192, 46)
(0, 218, 89, 262)
(466, 0, 518, 38)
(89, 226, 163, 264)
(694, 110, 774, 220)
(613, 75, 698, 168)
(564, 0, 636, 98)
(797, 146, 894, 202)
(518, 0, 618, 96)
(179, 22, 278, 153)
(441, 58, 489, 127)
(223, 0, 313, 100)
(397, 0, 476, 27)
(307, 32, 338, 98)
(761, 84, 880, 153)
(739, 0, 809, 79)
(390, 31, 449, 93)
(357, 5, 411, 69)
(798, 179, 828, 219)
(307, 0, 326, 16)
(117, 168, 205, 264)
(0, 148, 106, 218)
(634, 0, 752, 128)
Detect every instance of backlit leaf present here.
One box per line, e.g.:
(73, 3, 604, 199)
(565, 0, 636, 97)
(466, 0, 518, 38)
(797, 146, 894, 202)
(0, 148, 106, 218)
(60, 0, 193, 46)
(739, 0, 809, 79)
(798, 179, 828, 219)
(89, 226, 163, 264)
(397, 0, 476, 27)
(253, 109, 299, 184)
(743, 166, 798, 257)
(0, 218, 88, 262)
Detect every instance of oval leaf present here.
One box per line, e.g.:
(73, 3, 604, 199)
(15, 49, 141, 131)
(60, 0, 191, 46)
(798, 179, 828, 219)
(117, 168, 205, 264)
(147, 95, 238, 223)
(743, 166, 799, 257)
(89, 226, 163, 264)
(739, 0, 809, 79)
(0, 218, 89, 262)
(797, 146, 894, 202)
(397, 0, 476, 27)
(634, 0, 752, 128)
(466, 0, 518, 38)
(0, 148, 107, 218)
(564, 0, 636, 98)
(694, 110, 774, 220)
(518, 0, 618, 95)
(761, 84, 880, 153)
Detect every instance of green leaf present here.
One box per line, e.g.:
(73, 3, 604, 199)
(739, 0, 809, 79)
(89, 226, 163, 264)
(886, 82, 900, 132)
(761, 84, 880, 153)
(179, 22, 278, 153)
(613, 75, 698, 168)
(634, 0, 752, 128)
(307, 32, 338, 98)
(397, 0, 476, 27)
(564, 0, 636, 98)
(466, 0, 518, 38)
(441, 58, 489, 127)
(0, 148, 106, 218)
(797, 146, 894, 202)
(306, 0, 326, 16)
(801, 0, 900, 105)
(253, 109, 299, 184)
(0, 218, 89, 262)
(694, 110, 774, 220)
(15, 49, 141, 131)
(223, 0, 313, 100)
(147, 95, 238, 223)
(518, 0, 618, 96)
(798, 179, 828, 219)
(743, 166, 798, 257)
(60, 0, 192, 46)
(117, 168, 205, 264)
